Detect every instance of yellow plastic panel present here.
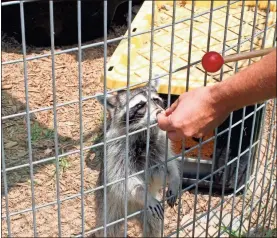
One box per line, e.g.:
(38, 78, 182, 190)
(184, 0, 276, 12)
(101, 0, 276, 95)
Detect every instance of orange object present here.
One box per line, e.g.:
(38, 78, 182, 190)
(171, 132, 215, 160)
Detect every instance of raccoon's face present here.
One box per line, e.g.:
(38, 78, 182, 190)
(96, 85, 165, 131)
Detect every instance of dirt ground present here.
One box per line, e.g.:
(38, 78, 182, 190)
(1, 19, 276, 238)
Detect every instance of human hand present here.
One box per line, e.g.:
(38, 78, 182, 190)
(157, 86, 231, 141)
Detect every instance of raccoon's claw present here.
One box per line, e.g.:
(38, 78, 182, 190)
(148, 198, 164, 220)
(166, 189, 178, 208)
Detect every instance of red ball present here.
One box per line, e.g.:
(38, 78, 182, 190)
(201, 51, 224, 73)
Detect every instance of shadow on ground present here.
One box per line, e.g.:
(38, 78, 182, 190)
(1, 90, 102, 191)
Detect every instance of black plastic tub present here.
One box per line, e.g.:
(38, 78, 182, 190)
(159, 93, 264, 193)
(1, 0, 143, 47)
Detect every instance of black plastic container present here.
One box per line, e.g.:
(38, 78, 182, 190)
(2, 0, 142, 47)
(159, 93, 264, 193)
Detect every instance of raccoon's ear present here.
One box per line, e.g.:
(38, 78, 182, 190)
(148, 76, 159, 91)
(95, 92, 117, 109)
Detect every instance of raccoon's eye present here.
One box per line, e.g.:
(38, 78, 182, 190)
(153, 98, 160, 103)
(136, 101, 146, 109)
(153, 98, 163, 107)
(127, 101, 146, 121)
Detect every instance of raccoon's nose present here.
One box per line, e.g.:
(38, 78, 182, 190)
(156, 109, 163, 116)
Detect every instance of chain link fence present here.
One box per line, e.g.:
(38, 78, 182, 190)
(1, 0, 276, 237)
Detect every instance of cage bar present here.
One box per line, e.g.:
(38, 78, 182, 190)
(19, 1, 38, 236)
(142, 1, 156, 236)
(1, 0, 276, 237)
(103, 1, 108, 236)
(1, 131, 12, 237)
(123, 0, 133, 236)
(261, 130, 277, 232)
(254, 100, 276, 236)
(239, 1, 271, 235)
(49, 1, 62, 236)
(160, 1, 178, 237)
(229, 2, 247, 232)
(76, 1, 86, 236)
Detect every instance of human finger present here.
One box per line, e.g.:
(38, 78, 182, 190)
(165, 97, 180, 116)
(167, 131, 184, 142)
(157, 113, 175, 131)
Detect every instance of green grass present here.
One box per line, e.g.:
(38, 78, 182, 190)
(221, 226, 277, 238)
(31, 122, 55, 142)
(59, 157, 70, 172)
(27, 179, 38, 186)
(221, 226, 242, 238)
(52, 157, 70, 177)
(265, 228, 277, 238)
(100, 112, 104, 122)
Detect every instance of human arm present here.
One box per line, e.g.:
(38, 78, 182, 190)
(157, 50, 276, 141)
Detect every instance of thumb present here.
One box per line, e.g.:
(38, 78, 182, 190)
(168, 131, 184, 142)
(157, 113, 175, 131)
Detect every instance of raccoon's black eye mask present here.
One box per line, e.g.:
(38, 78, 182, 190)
(152, 98, 164, 109)
(136, 101, 147, 109)
(126, 100, 147, 122)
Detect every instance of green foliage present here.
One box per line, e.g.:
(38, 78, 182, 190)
(31, 122, 55, 142)
(59, 157, 70, 172)
(220, 226, 244, 238)
(220, 226, 277, 238)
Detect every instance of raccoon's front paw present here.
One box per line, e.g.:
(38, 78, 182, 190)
(147, 198, 164, 220)
(166, 189, 178, 208)
(166, 180, 180, 208)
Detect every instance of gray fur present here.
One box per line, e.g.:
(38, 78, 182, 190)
(93, 85, 181, 237)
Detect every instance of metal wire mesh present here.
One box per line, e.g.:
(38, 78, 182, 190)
(1, 0, 276, 237)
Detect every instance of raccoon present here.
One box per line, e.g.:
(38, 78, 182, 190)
(93, 84, 181, 237)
